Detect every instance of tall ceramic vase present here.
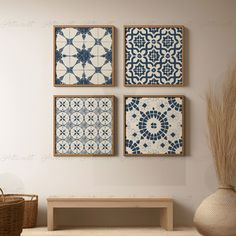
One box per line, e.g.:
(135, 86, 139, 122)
(194, 186, 236, 236)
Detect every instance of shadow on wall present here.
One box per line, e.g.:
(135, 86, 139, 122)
(174, 200, 195, 226)
(37, 205, 47, 226)
(205, 164, 218, 192)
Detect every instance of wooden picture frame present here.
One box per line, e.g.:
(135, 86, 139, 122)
(124, 25, 184, 87)
(54, 95, 115, 156)
(124, 95, 185, 156)
(54, 25, 115, 87)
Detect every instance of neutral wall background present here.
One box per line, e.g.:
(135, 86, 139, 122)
(0, 0, 236, 227)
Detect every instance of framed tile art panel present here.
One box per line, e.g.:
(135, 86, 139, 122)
(54, 95, 115, 156)
(124, 25, 184, 87)
(124, 95, 185, 156)
(54, 25, 114, 87)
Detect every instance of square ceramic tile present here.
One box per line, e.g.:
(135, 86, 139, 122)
(54, 26, 114, 86)
(124, 96, 184, 156)
(54, 96, 115, 156)
(124, 26, 184, 86)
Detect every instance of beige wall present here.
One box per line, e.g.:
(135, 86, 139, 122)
(0, 0, 236, 227)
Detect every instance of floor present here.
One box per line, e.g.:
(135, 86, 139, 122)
(22, 227, 201, 236)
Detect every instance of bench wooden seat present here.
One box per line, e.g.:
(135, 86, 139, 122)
(47, 197, 173, 231)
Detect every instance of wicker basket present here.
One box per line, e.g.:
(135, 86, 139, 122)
(0, 188, 24, 236)
(6, 194, 38, 228)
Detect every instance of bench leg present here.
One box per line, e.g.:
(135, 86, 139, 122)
(47, 205, 55, 231)
(160, 206, 173, 231)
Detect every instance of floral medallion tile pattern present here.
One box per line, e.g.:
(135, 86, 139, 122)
(125, 96, 184, 156)
(125, 26, 184, 86)
(55, 96, 114, 156)
(55, 26, 113, 86)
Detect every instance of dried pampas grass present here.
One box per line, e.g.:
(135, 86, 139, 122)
(207, 69, 236, 188)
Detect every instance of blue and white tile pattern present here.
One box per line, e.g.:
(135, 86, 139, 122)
(55, 96, 114, 155)
(55, 26, 113, 85)
(125, 96, 184, 155)
(125, 26, 183, 86)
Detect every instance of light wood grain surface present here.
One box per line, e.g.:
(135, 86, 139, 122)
(47, 197, 173, 231)
(22, 227, 201, 236)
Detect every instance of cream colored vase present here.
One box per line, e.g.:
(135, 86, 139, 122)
(194, 187, 236, 236)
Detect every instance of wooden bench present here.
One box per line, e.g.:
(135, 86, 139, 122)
(47, 197, 173, 231)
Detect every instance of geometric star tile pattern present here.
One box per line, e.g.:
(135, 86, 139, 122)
(55, 26, 114, 86)
(125, 26, 184, 86)
(125, 96, 184, 156)
(54, 96, 114, 156)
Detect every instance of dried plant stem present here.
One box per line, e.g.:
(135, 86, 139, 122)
(207, 69, 236, 188)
